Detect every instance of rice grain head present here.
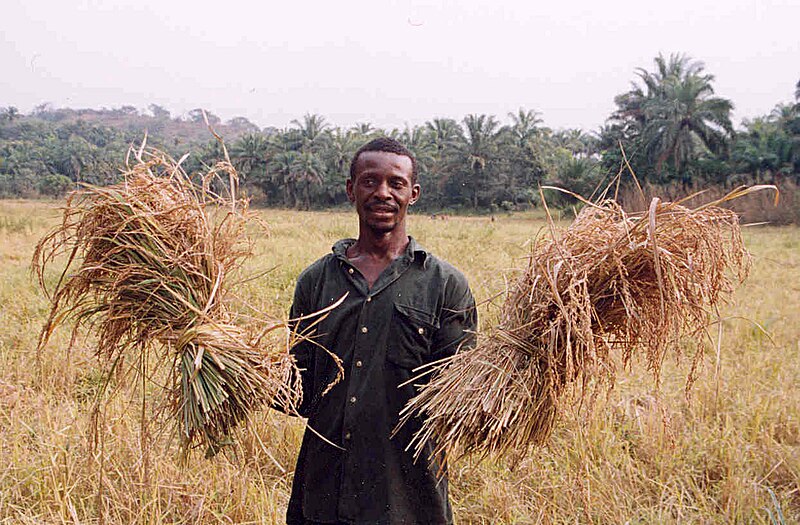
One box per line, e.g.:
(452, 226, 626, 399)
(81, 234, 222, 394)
(400, 195, 757, 465)
(33, 147, 301, 457)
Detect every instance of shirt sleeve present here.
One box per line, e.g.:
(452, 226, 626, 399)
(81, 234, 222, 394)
(430, 273, 477, 363)
(281, 274, 316, 417)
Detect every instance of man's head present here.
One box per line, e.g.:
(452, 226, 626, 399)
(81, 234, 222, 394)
(349, 137, 418, 184)
(347, 137, 420, 235)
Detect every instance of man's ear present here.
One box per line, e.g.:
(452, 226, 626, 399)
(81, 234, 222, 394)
(409, 183, 421, 206)
(346, 178, 355, 204)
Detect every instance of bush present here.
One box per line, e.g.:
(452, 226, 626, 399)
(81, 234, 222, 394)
(38, 174, 73, 197)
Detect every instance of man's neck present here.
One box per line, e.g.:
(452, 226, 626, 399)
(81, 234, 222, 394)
(348, 225, 409, 262)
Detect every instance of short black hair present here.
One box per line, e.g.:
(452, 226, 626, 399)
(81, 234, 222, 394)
(349, 137, 418, 183)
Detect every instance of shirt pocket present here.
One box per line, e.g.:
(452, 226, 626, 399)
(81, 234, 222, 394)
(386, 302, 440, 369)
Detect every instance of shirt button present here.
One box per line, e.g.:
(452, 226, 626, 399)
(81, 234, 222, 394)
(355, 360, 363, 368)
(366, 296, 372, 302)
(344, 432, 352, 440)
(418, 327, 425, 335)
(350, 396, 357, 404)
(348, 268, 354, 274)
(361, 326, 368, 334)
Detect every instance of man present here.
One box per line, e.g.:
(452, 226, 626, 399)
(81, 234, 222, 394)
(285, 137, 477, 525)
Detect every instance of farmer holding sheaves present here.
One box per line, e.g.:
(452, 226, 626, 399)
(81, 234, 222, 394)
(284, 137, 477, 524)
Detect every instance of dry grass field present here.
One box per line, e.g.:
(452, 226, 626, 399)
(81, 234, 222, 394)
(0, 200, 798, 524)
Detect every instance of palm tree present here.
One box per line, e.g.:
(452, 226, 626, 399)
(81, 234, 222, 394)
(328, 129, 357, 175)
(771, 100, 800, 177)
(322, 129, 358, 204)
(269, 150, 299, 207)
(645, 73, 733, 176)
(732, 117, 794, 183)
(290, 113, 329, 152)
(500, 110, 550, 200)
(230, 132, 269, 182)
(613, 54, 734, 181)
(506, 108, 543, 148)
(292, 150, 326, 209)
(276, 114, 331, 207)
(791, 84, 800, 170)
(551, 156, 601, 204)
(422, 118, 463, 202)
(425, 118, 462, 151)
(613, 54, 702, 124)
(398, 126, 435, 175)
(451, 114, 502, 208)
(351, 122, 376, 140)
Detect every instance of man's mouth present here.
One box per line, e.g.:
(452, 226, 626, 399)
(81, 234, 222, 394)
(367, 205, 398, 214)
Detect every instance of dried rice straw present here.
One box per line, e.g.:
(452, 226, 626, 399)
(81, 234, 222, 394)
(399, 186, 776, 465)
(33, 145, 301, 456)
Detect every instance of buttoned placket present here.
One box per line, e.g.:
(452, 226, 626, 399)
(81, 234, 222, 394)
(339, 259, 405, 446)
(337, 252, 414, 519)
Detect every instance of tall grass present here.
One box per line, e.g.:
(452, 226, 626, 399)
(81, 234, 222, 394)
(1, 202, 798, 523)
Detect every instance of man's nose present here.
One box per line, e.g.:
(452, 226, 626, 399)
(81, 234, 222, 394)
(374, 180, 392, 200)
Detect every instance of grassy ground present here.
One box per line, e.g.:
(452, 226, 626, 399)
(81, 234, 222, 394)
(0, 200, 798, 524)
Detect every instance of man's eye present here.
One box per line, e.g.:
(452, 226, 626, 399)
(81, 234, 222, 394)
(390, 180, 406, 189)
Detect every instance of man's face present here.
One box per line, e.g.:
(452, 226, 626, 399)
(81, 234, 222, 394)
(347, 151, 420, 234)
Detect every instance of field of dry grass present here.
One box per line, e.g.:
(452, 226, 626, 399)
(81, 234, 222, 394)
(0, 200, 798, 523)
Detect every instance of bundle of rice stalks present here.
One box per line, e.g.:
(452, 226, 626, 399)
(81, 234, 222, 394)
(400, 188, 775, 464)
(33, 146, 300, 455)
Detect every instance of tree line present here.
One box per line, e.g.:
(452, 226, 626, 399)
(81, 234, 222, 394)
(2, 54, 798, 214)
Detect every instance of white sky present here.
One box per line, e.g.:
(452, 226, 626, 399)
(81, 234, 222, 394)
(2, 0, 798, 132)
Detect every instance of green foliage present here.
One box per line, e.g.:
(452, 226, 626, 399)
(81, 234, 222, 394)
(38, 174, 72, 197)
(2, 63, 799, 212)
(604, 54, 735, 185)
(731, 104, 800, 185)
(599, 55, 799, 197)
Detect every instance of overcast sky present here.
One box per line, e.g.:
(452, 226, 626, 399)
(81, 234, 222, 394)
(2, 0, 798, 132)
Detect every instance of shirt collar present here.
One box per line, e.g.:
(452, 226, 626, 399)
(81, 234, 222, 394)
(332, 236, 429, 268)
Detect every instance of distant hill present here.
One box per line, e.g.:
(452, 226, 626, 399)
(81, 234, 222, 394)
(0, 104, 273, 199)
(22, 104, 264, 146)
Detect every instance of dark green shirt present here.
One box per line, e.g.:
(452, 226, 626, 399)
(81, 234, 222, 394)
(286, 237, 477, 525)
